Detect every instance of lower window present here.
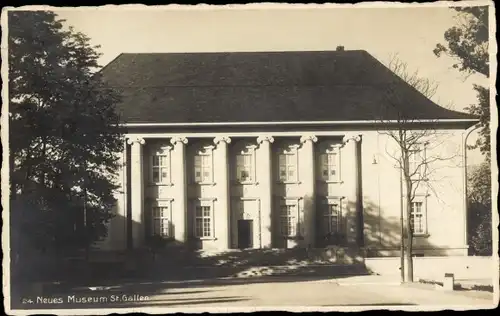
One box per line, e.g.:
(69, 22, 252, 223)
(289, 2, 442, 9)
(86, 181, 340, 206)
(152, 206, 171, 237)
(410, 201, 426, 235)
(195, 205, 213, 238)
(279, 203, 298, 237)
(322, 201, 342, 235)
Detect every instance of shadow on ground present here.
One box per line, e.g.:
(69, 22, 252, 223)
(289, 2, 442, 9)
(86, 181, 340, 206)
(11, 194, 455, 310)
(10, 246, 372, 309)
(11, 270, 371, 309)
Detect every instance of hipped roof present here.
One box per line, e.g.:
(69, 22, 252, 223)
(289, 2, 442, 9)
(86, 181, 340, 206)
(100, 50, 476, 126)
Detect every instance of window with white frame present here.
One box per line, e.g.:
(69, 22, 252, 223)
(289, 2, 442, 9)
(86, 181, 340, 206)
(319, 147, 341, 182)
(151, 204, 172, 237)
(322, 199, 342, 235)
(409, 144, 426, 178)
(279, 201, 298, 237)
(278, 145, 299, 182)
(150, 146, 171, 184)
(410, 200, 426, 235)
(194, 146, 214, 184)
(236, 146, 256, 182)
(194, 204, 213, 238)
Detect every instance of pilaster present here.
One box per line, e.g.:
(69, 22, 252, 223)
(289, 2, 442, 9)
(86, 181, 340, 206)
(257, 135, 275, 248)
(214, 136, 231, 248)
(342, 134, 364, 247)
(300, 134, 318, 247)
(126, 136, 146, 248)
(170, 136, 188, 243)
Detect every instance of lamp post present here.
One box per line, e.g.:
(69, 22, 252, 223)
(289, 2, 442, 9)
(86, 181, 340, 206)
(399, 166, 405, 283)
(463, 124, 481, 254)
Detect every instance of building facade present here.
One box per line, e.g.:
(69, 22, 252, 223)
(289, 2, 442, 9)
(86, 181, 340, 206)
(98, 50, 477, 256)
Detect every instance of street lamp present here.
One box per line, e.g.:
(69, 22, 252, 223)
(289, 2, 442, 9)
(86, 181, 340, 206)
(463, 124, 481, 254)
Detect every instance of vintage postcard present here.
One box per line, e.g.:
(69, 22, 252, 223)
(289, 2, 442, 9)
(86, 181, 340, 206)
(1, 2, 498, 314)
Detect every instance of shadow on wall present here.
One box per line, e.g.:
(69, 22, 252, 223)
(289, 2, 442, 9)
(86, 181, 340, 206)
(10, 202, 370, 310)
(10, 196, 448, 277)
(73, 198, 449, 281)
(358, 200, 447, 257)
(272, 195, 313, 249)
(269, 194, 343, 249)
(10, 195, 451, 309)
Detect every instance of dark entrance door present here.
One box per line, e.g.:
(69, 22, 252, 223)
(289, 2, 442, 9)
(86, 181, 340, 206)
(237, 219, 253, 249)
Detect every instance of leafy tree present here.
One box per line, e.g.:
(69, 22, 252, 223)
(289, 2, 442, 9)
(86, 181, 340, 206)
(434, 5, 490, 159)
(8, 11, 123, 266)
(467, 162, 492, 255)
(433, 6, 489, 78)
(465, 84, 490, 160)
(434, 5, 492, 255)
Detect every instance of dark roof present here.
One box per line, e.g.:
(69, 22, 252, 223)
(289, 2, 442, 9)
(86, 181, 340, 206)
(99, 50, 476, 124)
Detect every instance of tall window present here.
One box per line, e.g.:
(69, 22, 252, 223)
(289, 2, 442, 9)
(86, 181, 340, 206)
(280, 204, 297, 237)
(410, 201, 425, 235)
(194, 149, 213, 183)
(236, 149, 253, 182)
(150, 144, 172, 184)
(195, 205, 212, 238)
(323, 202, 341, 235)
(151, 155, 169, 184)
(278, 149, 298, 182)
(152, 206, 171, 237)
(409, 145, 426, 178)
(319, 152, 339, 181)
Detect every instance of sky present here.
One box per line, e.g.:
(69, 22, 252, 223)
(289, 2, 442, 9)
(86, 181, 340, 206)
(53, 4, 489, 164)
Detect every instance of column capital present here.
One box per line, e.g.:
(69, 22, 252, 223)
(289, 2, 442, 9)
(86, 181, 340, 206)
(257, 135, 275, 144)
(214, 136, 231, 145)
(342, 134, 362, 144)
(126, 136, 146, 145)
(300, 134, 318, 144)
(170, 136, 188, 146)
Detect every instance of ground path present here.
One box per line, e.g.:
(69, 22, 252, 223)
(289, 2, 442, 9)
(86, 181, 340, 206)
(12, 275, 495, 311)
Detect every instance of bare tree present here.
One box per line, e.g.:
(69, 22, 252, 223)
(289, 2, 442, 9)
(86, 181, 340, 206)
(387, 54, 439, 101)
(379, 55, 461, 283)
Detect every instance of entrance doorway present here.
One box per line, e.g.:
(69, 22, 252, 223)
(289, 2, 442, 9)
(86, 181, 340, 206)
(237, 219, 253, 249)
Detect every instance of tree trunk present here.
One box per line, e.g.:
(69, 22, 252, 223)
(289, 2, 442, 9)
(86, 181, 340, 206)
(405, 191, 414, 283)
(400, 144, 414, 283)
(399, 170, 405, 283)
